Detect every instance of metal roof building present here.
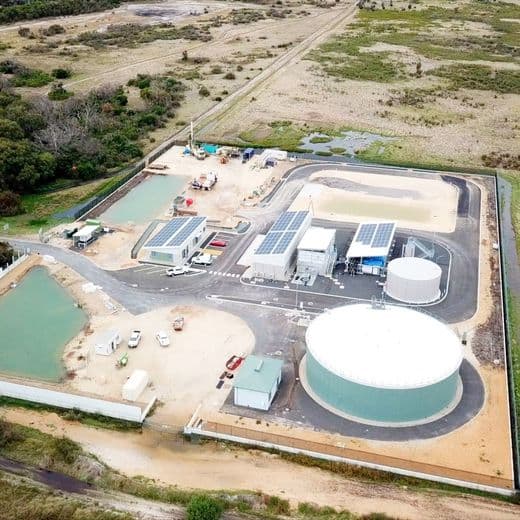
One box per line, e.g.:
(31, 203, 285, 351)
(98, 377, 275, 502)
(297, 227, 337, 277)
(142, 216, 206, 265)
(346, 221, 396, 275)
(233, 355, 283, 411)
(304, 303, 463, 424)
(251, 210, 312, 281)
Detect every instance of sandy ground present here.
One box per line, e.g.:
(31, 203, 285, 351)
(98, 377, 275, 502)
(2, 408, 520, 520)
(150, 145, 290, 226)
(290, 169, 458, 232)
(66, 303, 255, 425)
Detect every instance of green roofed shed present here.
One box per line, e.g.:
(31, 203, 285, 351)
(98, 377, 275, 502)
(233, 355, 283, 410)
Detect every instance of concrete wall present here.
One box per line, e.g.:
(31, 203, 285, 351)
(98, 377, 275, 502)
(0, 254, 28, 280)
(0, 379, 153, 422)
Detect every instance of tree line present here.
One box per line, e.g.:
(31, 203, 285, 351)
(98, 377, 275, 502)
(0, 70, 185, 216)
(0, 0, 125, 25)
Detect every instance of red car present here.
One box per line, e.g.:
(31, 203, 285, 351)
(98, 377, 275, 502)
(210, 239, 227, 247)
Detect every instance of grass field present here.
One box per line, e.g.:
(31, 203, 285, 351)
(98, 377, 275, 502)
(0, 172, 128, 235)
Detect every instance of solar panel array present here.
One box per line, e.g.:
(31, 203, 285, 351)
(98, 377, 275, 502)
(168, 217, 205, 246)
(353, 222, 395, 250)
(372, 223, 395, 248)
(256, 211, 309, 255)
(145, 216, 205, 248)
(355, 223, 377, 245)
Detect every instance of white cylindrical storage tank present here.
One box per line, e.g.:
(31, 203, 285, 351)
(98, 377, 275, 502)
(304, 303, 463, 424)
(385, 257, 441, 304)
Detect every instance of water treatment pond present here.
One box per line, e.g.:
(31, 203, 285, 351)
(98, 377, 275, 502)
(300, 130, 396, 155)
(0, 266, 87, 381)
(101, 174, 187, 226)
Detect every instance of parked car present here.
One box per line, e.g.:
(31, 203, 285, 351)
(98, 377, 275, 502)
(166, 265, 189, 276)
(191, 253, 213, 266)
(173, 316, 184, 331)
(155, 331, 170, 347)
(128, 330, 142, 348)
(209, 239, 227, 248)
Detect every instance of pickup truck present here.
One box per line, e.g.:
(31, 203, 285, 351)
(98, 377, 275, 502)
(191, 253, 213, 266)
(128, 330, 142, 348)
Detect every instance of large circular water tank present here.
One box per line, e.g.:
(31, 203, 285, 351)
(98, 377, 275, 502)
(304, 304, 463, 424)
(385, 257, 442, 304)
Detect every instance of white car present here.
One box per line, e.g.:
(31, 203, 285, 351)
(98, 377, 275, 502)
(191, 253, 213, 266)
(155, 331, 170, 347)
(166, 266, 189, 276)
(128, 330, 141, 348)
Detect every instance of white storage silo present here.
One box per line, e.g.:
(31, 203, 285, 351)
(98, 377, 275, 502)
(303, 303, 463, 424)
(385, 257, 441, 304)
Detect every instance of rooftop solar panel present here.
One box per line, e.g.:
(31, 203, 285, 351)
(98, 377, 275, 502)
(271, 212, 294, 232)
(371, 223, 395, 248)
(272, 231, 296, 254)
(167, 216, 206, 246)
(256, 231, 283, 255)
(355, 223, 377, 245)
(145, 218, 189, 248)
(288, 211, 308, 231)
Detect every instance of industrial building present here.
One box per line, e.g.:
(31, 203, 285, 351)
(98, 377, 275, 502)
(304, 303, 463, 424)
(142, 216, 206, 265)
(345, 221, 396, 275)
(251, 210, 312, 281)
(233, 355, 283, 411)
(385, 257, 442, 304)
(296, 227, 337, 279)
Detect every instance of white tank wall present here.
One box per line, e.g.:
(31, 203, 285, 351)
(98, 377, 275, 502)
(385, 258, 441, 304)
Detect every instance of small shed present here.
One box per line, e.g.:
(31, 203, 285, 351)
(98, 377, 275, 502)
(122, 369, 149, 401)
(243, 148, 255, 161)
(233, 355, 283, 411)
(94, 329, 121, 356)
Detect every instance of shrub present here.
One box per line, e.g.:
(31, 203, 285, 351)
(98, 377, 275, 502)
(0, 419, 22, 445)
(210, 65, 223, 74)
(18, 27, 31, 38)
(187, 495, 224, 520)
(48, 83, 73, 101)
(237, 65, 243, 72)
(223, 72, 236, 80)
(0, 190, 22, 217)
(51, 67, 71, 79)
(199, 85, 210, 97)
(40, 24, 66, 37)
(265, 495, 290, 515)
(52, 436, 80, 464)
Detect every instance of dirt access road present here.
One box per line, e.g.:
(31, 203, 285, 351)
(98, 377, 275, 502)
(182, 3, 359, 140)
(2, 409, 520, 520)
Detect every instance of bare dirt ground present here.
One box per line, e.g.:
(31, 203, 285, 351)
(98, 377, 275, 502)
(289, 169, 458, 232)
(2, 407, 520, 520)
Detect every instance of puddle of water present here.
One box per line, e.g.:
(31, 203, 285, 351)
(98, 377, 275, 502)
(300, 130, 395, 155)
(0, 266, 87, 381)
(101, 174, 187, 226)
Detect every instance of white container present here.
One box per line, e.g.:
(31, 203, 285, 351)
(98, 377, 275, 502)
(122, 370, 149, 402)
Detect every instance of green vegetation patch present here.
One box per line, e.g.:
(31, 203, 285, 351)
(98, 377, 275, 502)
(239, 120, 306, 151)
(0, 477, 134, 520)
(69, 23, 212, 49)
(0, 60, 52, 87)
(309, 135, 332, 144)
(430, 64, 520, 94)
(0, 0, 124, 25)
(311, 2, 519, 86)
